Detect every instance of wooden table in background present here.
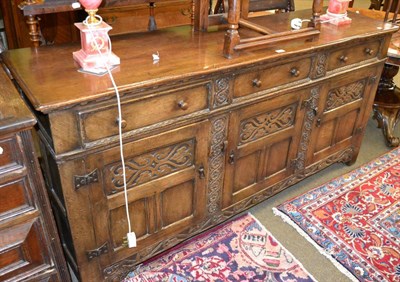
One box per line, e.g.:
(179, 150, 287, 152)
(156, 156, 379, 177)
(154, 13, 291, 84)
(373, 32, 400, 146)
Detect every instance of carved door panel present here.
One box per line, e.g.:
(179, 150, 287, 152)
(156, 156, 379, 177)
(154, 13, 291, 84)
(305, 66, 380, 167)
(222, 89, 309, 209)
(83, 121, 210, 269)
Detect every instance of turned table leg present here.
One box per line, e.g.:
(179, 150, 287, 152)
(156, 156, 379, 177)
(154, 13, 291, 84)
(373, 63, 400, 147)
(223, 0, 241, 58)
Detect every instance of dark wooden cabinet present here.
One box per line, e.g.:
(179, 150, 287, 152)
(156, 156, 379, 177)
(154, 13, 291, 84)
(55, 121, 210, 280)
(0, 0, 192, 48)
(0, 66, 69, 281)
(0, 9, 396, 282)
(0, 0, 81, 49)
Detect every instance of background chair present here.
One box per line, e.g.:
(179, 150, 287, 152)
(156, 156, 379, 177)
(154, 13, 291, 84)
(212, 0, 294, 17)
(241, 0, 295, 18)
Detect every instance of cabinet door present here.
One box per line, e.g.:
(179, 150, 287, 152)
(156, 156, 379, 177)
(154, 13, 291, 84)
(305, 66, 380, 167)
(222, 89, 308, 209)
(82, 121, 210, 272)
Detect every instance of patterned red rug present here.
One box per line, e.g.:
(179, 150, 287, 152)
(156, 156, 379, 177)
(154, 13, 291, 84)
(275, 148, 400, 282)
(123, 213, 315, 281)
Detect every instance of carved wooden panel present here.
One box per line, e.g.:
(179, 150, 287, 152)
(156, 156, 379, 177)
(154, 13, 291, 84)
(325, 80, 365, 111)
(104, 140, 194, 194)
(239, 105, 296, 145)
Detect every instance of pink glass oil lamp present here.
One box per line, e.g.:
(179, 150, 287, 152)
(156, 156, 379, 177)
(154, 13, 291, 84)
(73, 0, 120, 73)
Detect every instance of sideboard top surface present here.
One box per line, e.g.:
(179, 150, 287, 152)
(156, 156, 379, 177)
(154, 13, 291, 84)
(1, 9, 397, 113)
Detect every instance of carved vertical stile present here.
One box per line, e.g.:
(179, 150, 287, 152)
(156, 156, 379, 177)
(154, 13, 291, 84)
(295, 87, 320, 172)
(207, 115, 228, 217)
(211, 77, 232, 109)
(311, 52, 327, 79)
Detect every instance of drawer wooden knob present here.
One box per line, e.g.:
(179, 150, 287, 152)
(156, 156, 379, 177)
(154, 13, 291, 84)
(364, 48, 374, 55)
(0, 146, 3, 155)
(115, 118, 127, 129)
(252, 79, 262, 88)
(290, 68, 300, 77)
(339, 55, 348, 63)
(178, 100, 189, 110)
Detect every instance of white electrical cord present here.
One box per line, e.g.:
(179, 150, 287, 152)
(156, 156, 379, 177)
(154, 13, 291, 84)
(84, 16, 135, 246)
(290, 15, 347, 30)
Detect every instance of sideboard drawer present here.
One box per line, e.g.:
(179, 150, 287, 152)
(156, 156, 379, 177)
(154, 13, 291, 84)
(0, 218, 53, 281)
(79, 83, 209, 143)
(327, 40, 380, 71)
(0, 178, 34, 221)
(0, 136, 22, 172)
(233, 57, 311, 98)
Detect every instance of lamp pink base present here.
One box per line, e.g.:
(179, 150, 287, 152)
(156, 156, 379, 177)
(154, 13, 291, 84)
(73, 21, 120, 71)
(321, 13, 352, 26)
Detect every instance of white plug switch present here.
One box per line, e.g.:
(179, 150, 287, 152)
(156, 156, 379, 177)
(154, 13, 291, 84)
(127, 232, 137, 248)
(72, 2, 81, 9)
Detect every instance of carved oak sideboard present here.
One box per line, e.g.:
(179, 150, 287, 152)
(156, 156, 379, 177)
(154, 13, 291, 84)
(1, 9, 397, 281)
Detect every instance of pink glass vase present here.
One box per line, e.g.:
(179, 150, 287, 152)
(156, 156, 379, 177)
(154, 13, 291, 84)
(79, 0, 102, 10)
(79, 0, 102, 24)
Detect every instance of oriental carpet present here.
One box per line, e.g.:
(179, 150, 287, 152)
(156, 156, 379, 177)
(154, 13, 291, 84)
(124, 213, 315, 281)
(275, 148, 400, 282)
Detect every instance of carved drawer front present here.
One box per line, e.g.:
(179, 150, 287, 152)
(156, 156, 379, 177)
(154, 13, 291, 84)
(79, 83, 209, 143)
(233, 57, 311, 98)
(76, 121, 209, 269)
(0, 218, 53, 281)
(0, 136, 22, 173)
(223, 88, 309, 209)
(327, 40, 381, 71)
(0, 177, 34, 222)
